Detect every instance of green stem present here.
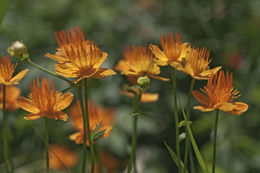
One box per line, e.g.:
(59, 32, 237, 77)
(2, 85, 9, 173)
(168, 67, 181, 173)
(45, 117, 49, 173)
(78, 85, 87, 173)
(184, 78, 195, 171)
(26, 59, 76, 86)
(212, 110, 219, 173)
(127, 88, 143, 173)
(95, 144, 104, 172)
(84, 78, 95, 173)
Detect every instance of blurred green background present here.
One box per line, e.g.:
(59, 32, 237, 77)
(0, 0, 259, 172)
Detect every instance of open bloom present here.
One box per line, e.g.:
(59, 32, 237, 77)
(149, 33, 191, 71)
(17, 77, 73, 121)
(0, 86, 20, 110)
(45, 26, 116, 83)
(48, 144, 78, 170)
(69, 100, 115, 145)
(0, 56, 28, 85)
(192, 71, 248, 115)
(183, 47, 221, 80)
(115, 46, 169, 82)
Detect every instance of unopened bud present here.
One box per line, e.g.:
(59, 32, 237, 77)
(7, 41, 29, 61)
(137, 76, 150, 89)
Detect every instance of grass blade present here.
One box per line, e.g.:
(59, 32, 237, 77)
(178, 97, 209, 173)
(0, 0, 10, 26)
(164, 141, 189, 173)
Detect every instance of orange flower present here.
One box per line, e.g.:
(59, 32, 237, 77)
(17, 77, 73, 121)
(192, 71, 248, 115)
(0, 56, 28, 85)
(69, 100, 115, 145)
(45, 27, 116, 83)
(149, 33, 191, 71)
(48, 144, 78, 170)
(183, 47, 221, 80)
(115, 46, 169, 82)
(0, 86, 20, 110)
(121, 88, 159, 103)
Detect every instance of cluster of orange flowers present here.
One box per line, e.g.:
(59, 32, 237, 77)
(1, 26, 248, 172)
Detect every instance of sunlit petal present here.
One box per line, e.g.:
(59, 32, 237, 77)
(24, 113, 42, 120)
(192, 91, 210, 106)
(91, 68, 117, 79)
(17, 97, 40, 113)
(9, 69, 28, 85)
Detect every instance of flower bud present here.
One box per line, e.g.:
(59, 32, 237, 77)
(7, 41, 29, 61)
(137, 76, 150, 89)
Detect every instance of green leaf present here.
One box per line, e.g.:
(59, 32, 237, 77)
(179, 120, 193, 128)
(93, 129, 106, 141)
(164, 141, 189, 173)
(178, 97, 209, 173)
(0, 0, 10, 26)
(129, 85, 141, 90)
(91, 121, 103, 141)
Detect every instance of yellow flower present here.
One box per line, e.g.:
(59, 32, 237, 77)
(69, 100, 115, 145)
(48, 144, 78, 170)
(115, 46, 169, 82)
(149, 33, 191, 71)
(0, 56, 28, 85)
(183, 47, 221, 80)
(17, 77, 73, 121)
(45, 26, 116, 83)
(192, 71, 248, 115)
(0, 86, 20, 111)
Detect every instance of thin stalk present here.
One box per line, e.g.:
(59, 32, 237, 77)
(26, 59, 76, 86)
(2, 85, 9, 173)
(127, 88, 143, 173)
(45, 117, 49, 173)
(184, 78, 195, 171)
(95, 144, 104, 172)
(78, 86, 87, 173)
(168, 67, 181, 173)
(84, 78, 95, 173)
(212, 110, 219, 173)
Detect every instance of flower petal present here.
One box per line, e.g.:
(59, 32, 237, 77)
(10, 69, 28, 85)
(55, 63, 79, 78)
(24, 113, 42, 120)
(45, 111, 68, 121)
(192, 91, 210, 106)
(168, 61, 185, 72)
(91, 68, 117, 79)
(215, 102, 235, 112)
(193, 105, 215, 112)
(148, 74, 170, 81)
(45, 53, 66, 62)
(69, 132, 84, 144)
(183, 62, 194, 77)
(178, 42, 191, 61)
(149, 44, 168, 66)
(17, 97, 40, 114)
(93, 52, 108, 69)
(54, 93, 74, 111)
(141, 93, 159, 103)
(200, 66, 222, 77)
(216, 102, 248, 115)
